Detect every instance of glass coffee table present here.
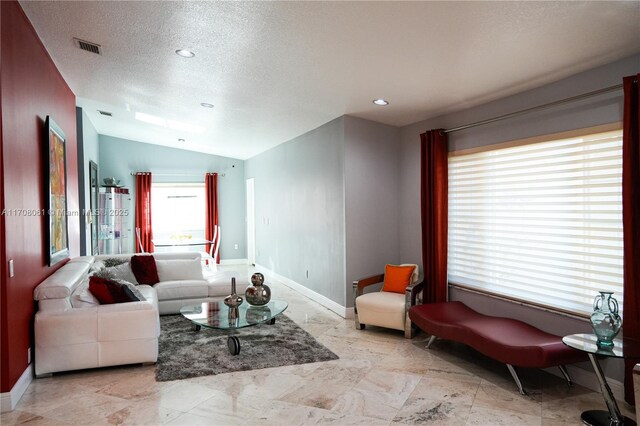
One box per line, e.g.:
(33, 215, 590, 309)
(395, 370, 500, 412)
(180, 300, 288, 355)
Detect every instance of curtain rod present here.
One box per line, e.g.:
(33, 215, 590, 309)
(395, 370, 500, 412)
(441, 83, 624, 135)
(130, 172, 225, 177)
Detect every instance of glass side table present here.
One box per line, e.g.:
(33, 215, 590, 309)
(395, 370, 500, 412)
(562, 334, 639, 426)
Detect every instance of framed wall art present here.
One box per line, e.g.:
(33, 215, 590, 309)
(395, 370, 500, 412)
(45, 116, 70, 266)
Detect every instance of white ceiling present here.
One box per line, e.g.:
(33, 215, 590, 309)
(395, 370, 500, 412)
(20, 1, 640, 160)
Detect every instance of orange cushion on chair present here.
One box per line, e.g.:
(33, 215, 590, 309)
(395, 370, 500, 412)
(381, 264, 416, 294)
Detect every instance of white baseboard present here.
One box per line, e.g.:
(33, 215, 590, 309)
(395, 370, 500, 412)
(220, 258, 248, 265)
(0, 364, 32, 413)
(256, 264, 350, 318)
(543, 364, 625, 402)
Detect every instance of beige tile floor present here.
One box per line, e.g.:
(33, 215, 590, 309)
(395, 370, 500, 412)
(2, 265, 637, 425)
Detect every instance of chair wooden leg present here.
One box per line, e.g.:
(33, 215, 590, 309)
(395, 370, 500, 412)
(354, 311, 364, 330)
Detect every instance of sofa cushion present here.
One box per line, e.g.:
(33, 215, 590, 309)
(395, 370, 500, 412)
(154, 280, 209, 300)
(156, 259, 204, 282)
(131, 255, 160, 285)
(356, 291, 405, 330)
(136, 285, 158, 310)
(206, 272, 249, 297)
(34, 261, 91, 300)
(89, 276, 144, 304)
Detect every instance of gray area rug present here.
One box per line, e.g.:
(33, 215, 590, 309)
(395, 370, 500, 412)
(156, 314, 338, 381)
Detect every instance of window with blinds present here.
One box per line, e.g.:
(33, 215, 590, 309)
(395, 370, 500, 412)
(448, 128, 624, 317)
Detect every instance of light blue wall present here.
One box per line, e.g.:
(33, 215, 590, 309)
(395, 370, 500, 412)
(245, 117, 347, 306)
(98, 136, 246, 259)
(76, 107, 99, 255)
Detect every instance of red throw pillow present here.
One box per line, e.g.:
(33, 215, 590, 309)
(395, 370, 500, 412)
(89, 276, 141, 304)
(381, 264, 415, 294)
(130, 255, 159, 285)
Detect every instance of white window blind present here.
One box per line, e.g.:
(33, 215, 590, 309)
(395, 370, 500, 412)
(448, 129, 624, 317)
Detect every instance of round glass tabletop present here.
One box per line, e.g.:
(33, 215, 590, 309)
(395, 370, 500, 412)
(180, 300, 288, 330)
(562, 333, 640, 359)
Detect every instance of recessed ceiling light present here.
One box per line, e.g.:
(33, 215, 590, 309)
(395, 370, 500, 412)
(373, 99, 389, 106)
(175, 49, 195, 58)
(178, 138, 185, 142)
(200, 103, 214, 108)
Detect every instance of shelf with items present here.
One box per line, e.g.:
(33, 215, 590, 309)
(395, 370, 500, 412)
(98, 187, 132, 254)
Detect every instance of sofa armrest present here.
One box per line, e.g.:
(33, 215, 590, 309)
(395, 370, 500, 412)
(35, 308, 98, 346)
(97, 301, 154, 313)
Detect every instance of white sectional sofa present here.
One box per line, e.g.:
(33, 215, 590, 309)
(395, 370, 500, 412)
(33, 252, 248, 377)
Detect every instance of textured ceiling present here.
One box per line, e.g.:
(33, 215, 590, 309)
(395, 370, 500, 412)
(20, 1, 640, 160)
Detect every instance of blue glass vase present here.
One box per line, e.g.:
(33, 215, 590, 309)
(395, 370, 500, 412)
(590, 291, 621, 348)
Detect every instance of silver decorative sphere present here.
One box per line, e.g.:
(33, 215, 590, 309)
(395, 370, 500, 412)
(251, 273, 265, 286)
(245, 274, 271, 306)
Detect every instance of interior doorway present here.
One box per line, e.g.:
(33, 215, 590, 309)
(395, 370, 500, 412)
(246, 178, 256, 265)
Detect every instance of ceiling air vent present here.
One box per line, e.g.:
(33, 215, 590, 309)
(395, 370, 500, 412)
(74, 38, 102, 55)
(97, 110, 112, 117)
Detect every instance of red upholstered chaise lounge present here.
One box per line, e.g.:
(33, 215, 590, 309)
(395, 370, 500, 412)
(409, 301, 587, 395)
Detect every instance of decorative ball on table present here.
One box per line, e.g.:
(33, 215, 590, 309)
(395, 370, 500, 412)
(245, 272, 271, 306)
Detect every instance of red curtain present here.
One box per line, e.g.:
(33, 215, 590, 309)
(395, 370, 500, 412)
(205, 173, 220, 264)
(134, 172, 154, 253)
(420, 129, 449, 304)
(622, 74, 640, 405)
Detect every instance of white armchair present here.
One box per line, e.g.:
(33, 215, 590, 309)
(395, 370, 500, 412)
(353, 264, 423, 338)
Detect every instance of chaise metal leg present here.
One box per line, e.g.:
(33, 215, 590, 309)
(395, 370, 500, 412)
(558, 365, 573, 388)
(506, 364, 527, 395)
(425, 335, 437, 349)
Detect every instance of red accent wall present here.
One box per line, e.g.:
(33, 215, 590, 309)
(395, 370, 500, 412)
(1, 0, 79, 393)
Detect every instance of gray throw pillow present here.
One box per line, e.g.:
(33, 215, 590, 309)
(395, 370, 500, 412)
(114, 279, 146, 301)
(103, 257, 130, 268)
(95, 262, 139, 285)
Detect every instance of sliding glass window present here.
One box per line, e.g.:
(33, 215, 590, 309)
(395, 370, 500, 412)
(448, 127, 624, 317)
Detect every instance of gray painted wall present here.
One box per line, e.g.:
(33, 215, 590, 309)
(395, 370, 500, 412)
(245, 117, 347, 306)
(398, 53, 640, 382)
(344, 116, 401, 306)
(245, 115, 402, 308)
(98, 135, 246, 259)
(76, 107, 99, 256)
